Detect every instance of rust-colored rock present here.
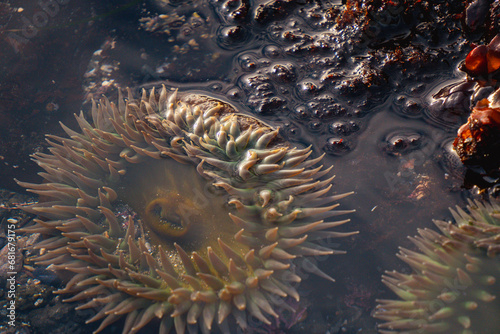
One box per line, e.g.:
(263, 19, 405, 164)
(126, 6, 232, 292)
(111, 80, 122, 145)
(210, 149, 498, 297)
(463, 34, 500, 77)
(465, 44, 489, 76)
(454, 92, 500, 170)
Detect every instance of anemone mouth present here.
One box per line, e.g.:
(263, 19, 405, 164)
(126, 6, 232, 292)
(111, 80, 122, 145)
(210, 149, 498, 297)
(145, 196, 193, 237)
(17, 86, 356, 334)
(119, 155, 238, 254)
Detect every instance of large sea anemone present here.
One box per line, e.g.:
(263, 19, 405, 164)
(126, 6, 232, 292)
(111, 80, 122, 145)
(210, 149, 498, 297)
(374, 199, 500, 334)
(18, 86, 355, 333)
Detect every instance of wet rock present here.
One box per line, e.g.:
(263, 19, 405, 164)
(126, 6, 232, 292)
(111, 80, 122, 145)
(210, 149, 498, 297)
(0, 218, 26, 283)
(462, 33, 500, 78)
(27, 300, 98, 334)
(426, 81, 477, 129)
(15, 277, 55, 312)
(465, 0, 491, 32)
(76, 0, 473, 158)
(254, 0, 302, 24)
(269, 63, 297, 83)
(454, 88, 500, 171)
(329, 120, 360, 136)
(490, 1, 500, 36)
(0, 326, 31, 334)
(0, 241, 23, 282)
(217, 25, 250, 49)
(324, 137, 354, 156)
(471, 85, 495, 105)
(222, 0, 251, 21)
(382, 130, 426, 157)
(465, 44, 488, 76)
(439, 139, 467, 188)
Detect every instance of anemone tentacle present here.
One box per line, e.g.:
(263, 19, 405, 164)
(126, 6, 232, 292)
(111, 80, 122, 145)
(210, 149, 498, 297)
(375, 199, 500, 334)
(19, 86, 355, 334)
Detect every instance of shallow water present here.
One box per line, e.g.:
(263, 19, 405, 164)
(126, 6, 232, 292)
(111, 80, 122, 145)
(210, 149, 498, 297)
(0, 1, 489, 333)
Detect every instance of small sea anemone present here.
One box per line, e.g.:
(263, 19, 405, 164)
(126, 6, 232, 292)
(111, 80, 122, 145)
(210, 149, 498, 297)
(18, 86, 355, 333)
(374, 200, 500, 334)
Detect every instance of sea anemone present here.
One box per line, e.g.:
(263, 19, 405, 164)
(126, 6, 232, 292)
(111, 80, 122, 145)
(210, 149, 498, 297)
(374, 199, 500, 334)
(18, 86, 355, 333)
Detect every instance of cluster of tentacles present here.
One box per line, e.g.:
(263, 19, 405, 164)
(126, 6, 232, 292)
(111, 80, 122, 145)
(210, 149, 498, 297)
(375, 200, 500, 334)
(18, 86, 355, 333)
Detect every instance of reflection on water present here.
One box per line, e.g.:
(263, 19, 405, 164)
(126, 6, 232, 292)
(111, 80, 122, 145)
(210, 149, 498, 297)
(0, 0, 492, 333)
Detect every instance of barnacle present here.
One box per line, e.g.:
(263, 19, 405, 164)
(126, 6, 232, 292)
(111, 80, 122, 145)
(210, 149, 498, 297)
(18, 86, 355, 333)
